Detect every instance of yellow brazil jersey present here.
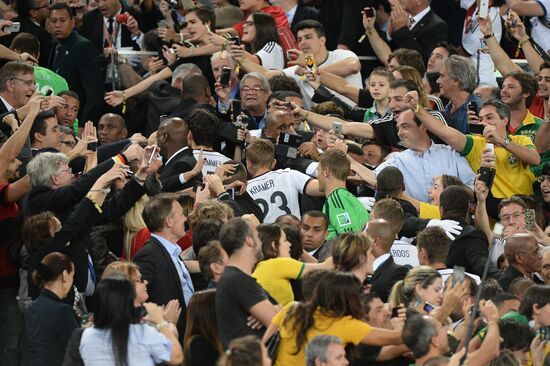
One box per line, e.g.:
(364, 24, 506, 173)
(462, 135, 536, 198)
(419, 202, 441, 219)
(252, 257, 304, 306)
(272, 302, 372, 366)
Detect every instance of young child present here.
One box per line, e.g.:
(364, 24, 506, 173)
(363, 68, 393, 122)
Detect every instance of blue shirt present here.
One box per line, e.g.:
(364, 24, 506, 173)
(444, 94, 481, 134)
(375, 142, 476, 202)
(151, 234, 194, 306)
(80, 323, 172, 366)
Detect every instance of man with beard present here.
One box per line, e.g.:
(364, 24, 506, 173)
(216, 216, 278, 348)
(499, 72, 541, 143)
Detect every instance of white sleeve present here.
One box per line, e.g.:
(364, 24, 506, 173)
(256, 42, 285, 70)
(540, 0, 550, 20)
(290, 169, 313, 194)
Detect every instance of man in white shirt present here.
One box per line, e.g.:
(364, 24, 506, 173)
(246, 138, 323, 223)
(234, 19, 361, 108)
(355, 109, 476, 203)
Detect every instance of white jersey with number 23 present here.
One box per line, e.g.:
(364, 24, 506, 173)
(246, 168, 311, 223)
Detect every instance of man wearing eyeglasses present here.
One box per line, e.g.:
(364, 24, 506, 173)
(239, 72, 270, 130)
(499, 233, 543, 291)
(0, 61, 37, 117)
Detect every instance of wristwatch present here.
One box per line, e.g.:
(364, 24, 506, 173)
(503, 137, 511, 146)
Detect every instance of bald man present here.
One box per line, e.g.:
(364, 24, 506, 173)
(98, 113, 128, 145)
(367, 219, 409, 302)
(261, 110, 296, 141)
(157, 117, 203, 192)
(499, 233, 543, 291)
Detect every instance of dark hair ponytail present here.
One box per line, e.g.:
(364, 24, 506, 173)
(32, 252, 73, 288)
(93, 276, 138, 366)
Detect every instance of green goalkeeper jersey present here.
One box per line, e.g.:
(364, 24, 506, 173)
(323, 188, 370, 240)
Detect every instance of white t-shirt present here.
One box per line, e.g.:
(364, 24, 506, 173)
(193, 149, 231, 175)
(283, 49, 363, 109)
(246, 168, 312, 223)
(256, 41, 285, 70)
(530, 0, 550, 53)
(461, 0, 502, 87)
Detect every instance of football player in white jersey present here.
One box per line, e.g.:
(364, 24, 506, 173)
(187, 109, 232, 175)
(246, 139, 324, 223)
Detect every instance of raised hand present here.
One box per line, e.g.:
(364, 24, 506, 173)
(105, 91, 124, 107)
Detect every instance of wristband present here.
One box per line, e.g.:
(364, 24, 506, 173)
(86, 193, 103, 214)
(155, 321, 170, 331)
(113, 154, 127, 165)
(518, 39, 530, 48)
(122, 91, 127, 114)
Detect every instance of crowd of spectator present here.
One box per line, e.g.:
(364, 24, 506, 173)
(4, 0, 550, 365)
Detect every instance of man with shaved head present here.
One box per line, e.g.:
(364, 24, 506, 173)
(366, 218, 408, 302)
(98, 113, 127, 145)
(261, 110, 296, 141)
(157, 117, 203, 192)
(499, 233, 543, 291)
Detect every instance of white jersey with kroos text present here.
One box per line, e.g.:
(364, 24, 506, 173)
(246, 168, 312, 223)
(193, 149, 231, 175)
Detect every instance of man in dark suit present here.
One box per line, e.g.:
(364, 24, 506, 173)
(287, 0, 320, 33)
(134, 194, 194, 340)
(49, 3, 105, 124)
(0, 0, 53, 66)
(80, 0, 142, 55)
(499, 233, 544, 292)
(366, 219, 408, 302)
(388, 0, 448, 64)
(300, 210, 328, 260)
(157, 117, 202, 192)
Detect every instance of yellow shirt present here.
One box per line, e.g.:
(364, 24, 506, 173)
(272, 302, 372, 366)
(252, 257, 304, 305)
(462, 134, 536, 198)
(419, 202, 441, 219)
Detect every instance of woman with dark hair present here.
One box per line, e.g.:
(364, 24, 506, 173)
(218, 335, 271, 366)
(20, 252, 78, 366)
(263, 271, 402, 365)
(182, 289, 222, 366)
(241, 12, 284, 69)
(252, 223, 332, 305)
(79, 277, 183, 366)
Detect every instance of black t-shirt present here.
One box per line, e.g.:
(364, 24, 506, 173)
(216, 266, 268, 348)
